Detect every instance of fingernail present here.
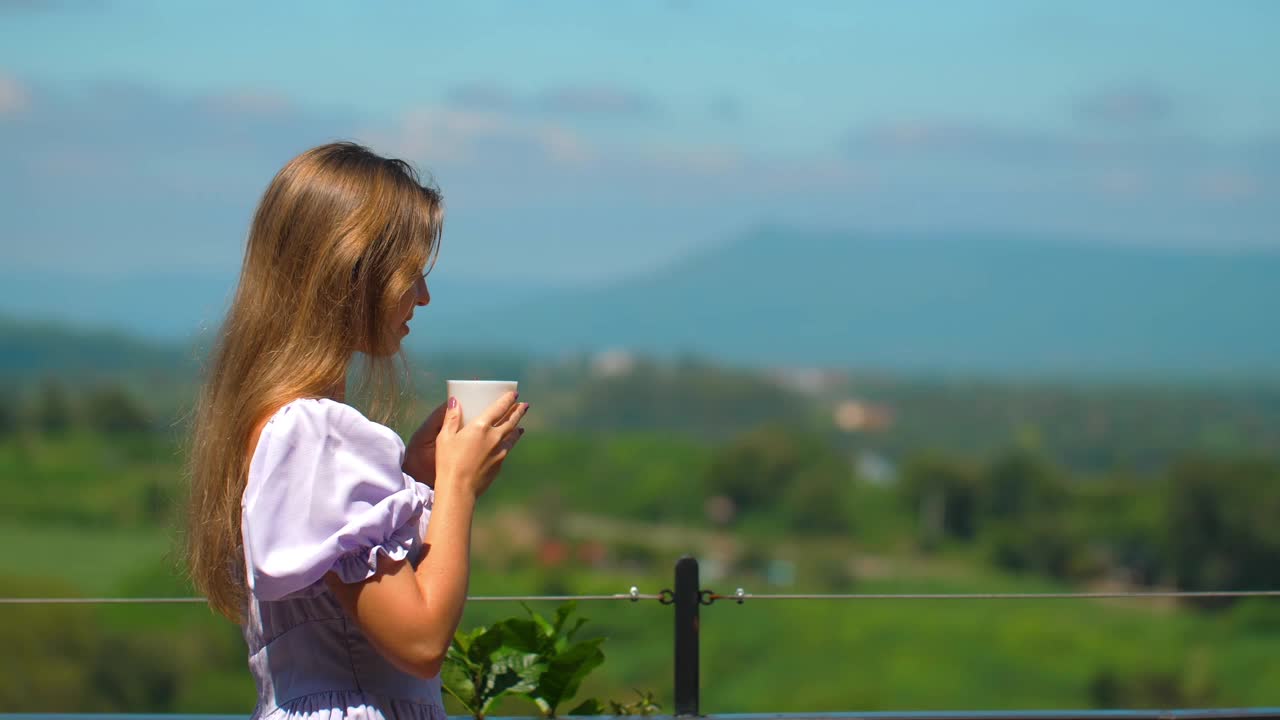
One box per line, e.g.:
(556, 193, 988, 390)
(518, 428, 526, 435)
(514, 392, 520, 400)
(448, 397, 457, 409)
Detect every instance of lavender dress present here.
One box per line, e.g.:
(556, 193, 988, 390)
(240, 398, 445, 720)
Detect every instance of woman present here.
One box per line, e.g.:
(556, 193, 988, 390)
(185, 142, 528, 719)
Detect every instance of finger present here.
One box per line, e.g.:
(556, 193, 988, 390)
(495, 402, 529, 436)
(493, 398, 523, 427)
(475, 390, 519, 427)
(424, 401, 448, 431)
(442, 396, 462, 433)
(499, 426, 525, 451)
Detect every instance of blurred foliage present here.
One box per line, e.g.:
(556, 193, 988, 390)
(1164, 457, 1280, 604)
(5, 348, 1280, 712)
(0, 575, 250, 712)
(556, 357, 818, 438)
(706, 425, 854, 533)
(1089, 664, 1217, 708)
(34, 377, 74, 434)
(0, 389, 15, 436)
(900, 454, 984, 545)
(84, 383, 153, 434)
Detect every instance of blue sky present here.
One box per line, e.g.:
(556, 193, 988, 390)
(1, 0, 1277, 285)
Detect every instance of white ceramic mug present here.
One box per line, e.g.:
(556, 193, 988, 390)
(446, 380, 519, 425)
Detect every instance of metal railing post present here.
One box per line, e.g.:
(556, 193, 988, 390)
(674, 555, 701, 717)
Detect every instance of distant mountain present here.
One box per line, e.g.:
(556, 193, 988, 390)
(6, 229, 1279, 378)
(0, 269, 558, 343)
(0, 315, 192, 375)
(415, 228, 1280, 377)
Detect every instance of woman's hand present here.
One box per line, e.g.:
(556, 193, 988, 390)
(403, 401, 447, 487)
(434, 391, 528, 500)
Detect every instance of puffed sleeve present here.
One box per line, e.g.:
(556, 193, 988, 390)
(242, 399, 434, 601)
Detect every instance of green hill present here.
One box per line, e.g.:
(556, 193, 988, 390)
(0, 315, 194, 376)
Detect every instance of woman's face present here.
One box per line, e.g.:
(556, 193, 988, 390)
(394, 273, 430, 340)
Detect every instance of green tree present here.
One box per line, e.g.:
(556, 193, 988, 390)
(569, 361, 813, 438)
(0, 392, 15, 436)
(32, 377, 74, 434)
(706, 426, 854, 533)
(85, 383, 151, 434)
(982, 446, 1065, 522)
(985, 516, 1084, 579)
(899, 453, 982, 545)
(1164, 457, 1280, 601)
(977, 447, 1082, 578)
(1069, 479, 1165, 586)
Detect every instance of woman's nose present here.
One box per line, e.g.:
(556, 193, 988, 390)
(416, 276, 430, 306)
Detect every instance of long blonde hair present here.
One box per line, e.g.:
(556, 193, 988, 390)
(185, 142, 443, 621)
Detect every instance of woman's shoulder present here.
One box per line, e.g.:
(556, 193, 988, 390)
(242, 397, 429, 603)
(266, 397, 403, 449)
(245, 396, 414, 514)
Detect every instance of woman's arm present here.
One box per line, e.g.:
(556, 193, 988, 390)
(324, 392, 527, 679)
(325, 481, 475, 679)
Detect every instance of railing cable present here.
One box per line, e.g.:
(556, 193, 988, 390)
(5, 588, 1280, 606)
(701, 588, 1280, 604)
(0, 587, 665, 605)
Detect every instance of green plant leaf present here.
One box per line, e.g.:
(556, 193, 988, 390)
(447, 641, 482, 674)
(468, 624, 507, 664)
(568, 697, 605, 716)
(444, 601, 608, 719)
(552, 601, 578, 635)
(564, 616, 589, 643)
(439, 658, 479, 715)
(498, 617, 546, 654)
(533, 639, 605, 714)
(607, 688, 664, 716)
(477, 650, 545, 718)
(625, 689, 662, 716)
(531, 607, 556, 640)
(453, 625, 485, 656)
(491, 649, 546, 693)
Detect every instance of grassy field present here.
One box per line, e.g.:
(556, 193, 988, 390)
(0, 524, 178, 596)
(4, 521, 1279, 713)
(4, 420, 1279, 713)
(464, 568, 1280, 712)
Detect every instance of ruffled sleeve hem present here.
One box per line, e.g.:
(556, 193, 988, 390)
(329, 507, 423, 585)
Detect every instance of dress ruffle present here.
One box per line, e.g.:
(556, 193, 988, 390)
(329, 507, 424, 584)
(261, 690, 448, 720)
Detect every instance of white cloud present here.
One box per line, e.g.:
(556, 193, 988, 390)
(371, 106, 594, 168)
(3, 73, 1278, 283)
(534, 86, 659, 116)
(202, 90, 293, 117)
(446, 83, 518, 113)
